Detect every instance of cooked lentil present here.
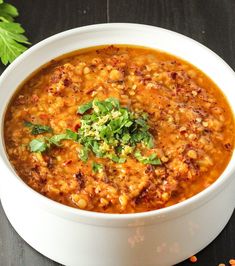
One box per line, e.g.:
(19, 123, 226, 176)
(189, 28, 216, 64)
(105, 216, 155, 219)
(4, 45, 235, 213)
(229, 259, 235, 265)
(189, 255, 198, 263)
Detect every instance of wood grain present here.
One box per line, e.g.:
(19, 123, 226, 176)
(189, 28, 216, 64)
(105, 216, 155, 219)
(0, 0, 235, 265)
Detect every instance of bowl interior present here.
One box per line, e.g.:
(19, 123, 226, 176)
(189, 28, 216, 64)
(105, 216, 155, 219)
(0, 23, 234, 221)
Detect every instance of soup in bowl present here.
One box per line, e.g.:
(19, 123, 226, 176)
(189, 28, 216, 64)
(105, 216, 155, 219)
(4, 45, 234, 214)
(0, 24, 235, 266)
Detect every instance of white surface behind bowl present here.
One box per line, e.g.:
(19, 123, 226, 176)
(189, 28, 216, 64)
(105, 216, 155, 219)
(0, 24, 234, 266)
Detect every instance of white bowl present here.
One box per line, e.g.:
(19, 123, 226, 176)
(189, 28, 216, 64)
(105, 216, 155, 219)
(0, 23, 234, 266)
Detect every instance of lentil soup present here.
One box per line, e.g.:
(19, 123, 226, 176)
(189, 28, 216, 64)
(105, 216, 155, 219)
(4, 45, 235, 213)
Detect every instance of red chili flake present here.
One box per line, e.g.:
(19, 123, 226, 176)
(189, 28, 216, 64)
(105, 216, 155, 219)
(50, 73, 62, 83)
(171, 72, 177, 79)
(179, 126, 187, 133)
(63, 78, 71, 87)
(74, 171, 85, 189)
(62, 160, 72, 166)
(142, 77, 152, 83)
(31, 164, 40, 173)
(39, 113, 49, 120)
(15, 95, 26, 105)
(47, 87, 54, 93)
(74, 124, 80, 132)
(134, 69, 143, 76)
(224, 143, 232, 151)
(144, 165, 155, 175)
(31, 94, 39, 103)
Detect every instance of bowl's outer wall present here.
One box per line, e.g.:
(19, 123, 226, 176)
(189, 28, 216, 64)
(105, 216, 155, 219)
(1, 175, 234, 266)
(0, 24, 235, 266)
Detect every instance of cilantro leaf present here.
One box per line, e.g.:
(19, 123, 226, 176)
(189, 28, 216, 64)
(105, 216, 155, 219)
(28, 128, 79, 152)
(31, 125, 52, 135)
(49, 133, 67, 146)
(134, 150, 161, 165)
(144, 134, 154, 148)
(122, 133, 131, 143)
(105, 97, 120, 108)
(79, 147, 89, 162)
(23, 121, 34, 127)
(77, 101, 93, 114)
(29, 139, 48, 152)
(92, 162, 103, 173)
(23, 121, 52, 135)
(107, 154, 126, 163)
(49, 129, 78, 146)
(65, 129, 78, 141)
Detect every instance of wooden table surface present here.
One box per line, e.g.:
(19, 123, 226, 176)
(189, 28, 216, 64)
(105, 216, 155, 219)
(0, 1, 235, 265)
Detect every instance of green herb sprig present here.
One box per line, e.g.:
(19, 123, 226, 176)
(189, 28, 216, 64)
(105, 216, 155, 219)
(0, 0, 30, 65)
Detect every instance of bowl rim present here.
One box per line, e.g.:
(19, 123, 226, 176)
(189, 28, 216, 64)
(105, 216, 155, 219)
(0, 22, 235, 221)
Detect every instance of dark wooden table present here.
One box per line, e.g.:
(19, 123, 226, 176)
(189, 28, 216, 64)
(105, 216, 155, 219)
(0, 1, 235, 265)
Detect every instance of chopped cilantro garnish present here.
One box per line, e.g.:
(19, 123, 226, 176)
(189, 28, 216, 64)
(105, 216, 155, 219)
(77, 101, 93, 114)
(92, 162, 103, 173)
(28, 98, 161, 166)
(23, 121, 33, 127)
(134, 150, 161, 165)
(79, 147, 89, 162)
(49, 134, 67, 146)
(29, 139, 48, 152)
(28, 129, 78, 152)
(76, 98, 158, 163)
(24, 121, 52, 135)
(65, 129, 79, 141)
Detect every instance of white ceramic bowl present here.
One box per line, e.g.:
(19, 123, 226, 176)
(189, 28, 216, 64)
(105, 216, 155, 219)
(0, 23, 235, 266)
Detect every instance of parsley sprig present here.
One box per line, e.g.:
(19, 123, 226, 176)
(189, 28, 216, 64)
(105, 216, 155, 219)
(0, 0, 30, 65)
(28, 98, 161, 166)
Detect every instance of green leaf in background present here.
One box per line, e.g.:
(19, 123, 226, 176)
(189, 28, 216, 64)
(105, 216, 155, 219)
(0, 22, 29, 65)
(0, 2, 18, 21)
(0, 1, 30, 65)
